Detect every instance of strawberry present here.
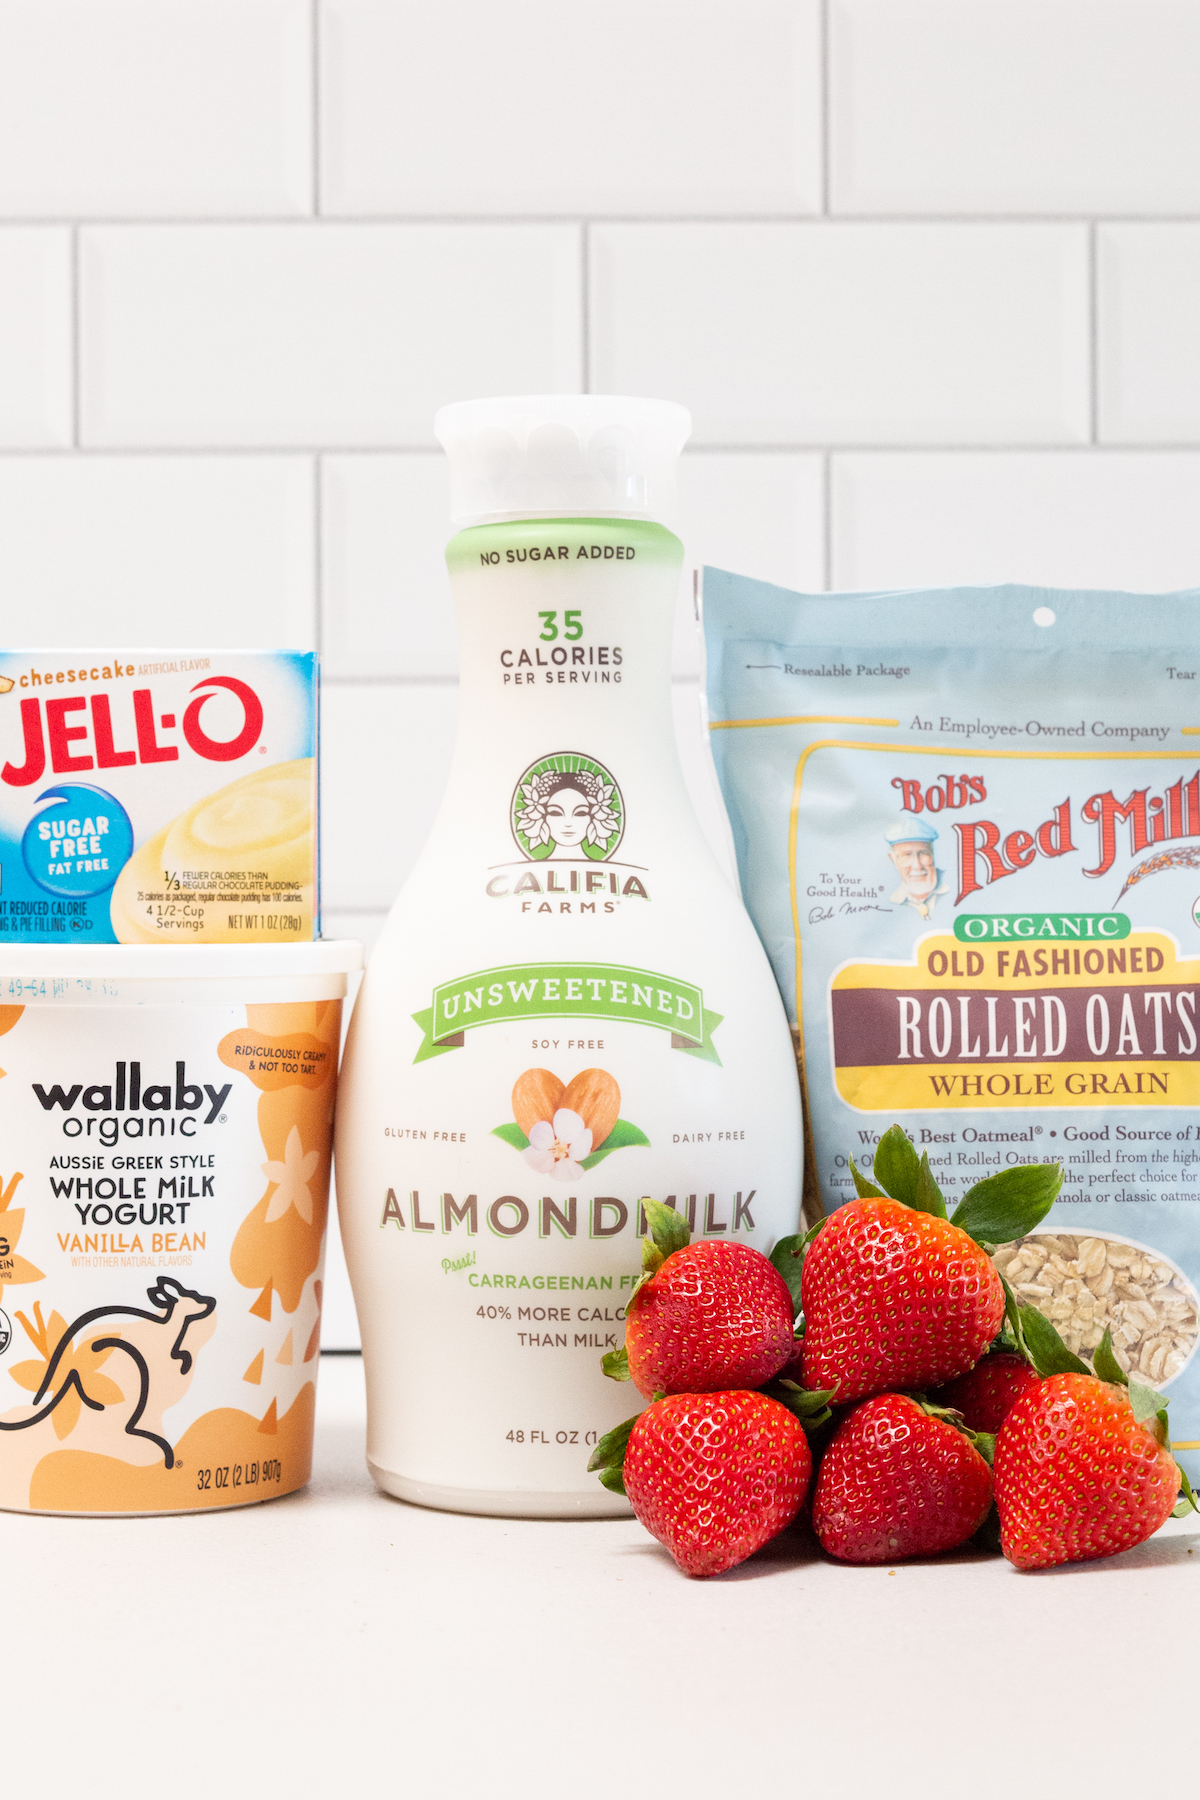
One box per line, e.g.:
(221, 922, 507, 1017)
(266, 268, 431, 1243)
(799, 1197, 1005, 1402)
(930, 1351, 1041, 1433)
(811, 1393, 994, 1564)
(593, 1390, 812, 1577)
(989, 1307, 1198, 1569)
(779, 1125, 1062, 1405)
(994, 1373, 1183, 1570)
(604, 1199, 795, 1398)
(625, 1241, 795, 1396)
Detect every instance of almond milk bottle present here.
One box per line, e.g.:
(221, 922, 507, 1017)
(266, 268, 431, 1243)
(336, 396, 801, 1516)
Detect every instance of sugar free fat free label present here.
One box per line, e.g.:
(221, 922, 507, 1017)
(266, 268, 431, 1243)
(412, 961, 723, 1064)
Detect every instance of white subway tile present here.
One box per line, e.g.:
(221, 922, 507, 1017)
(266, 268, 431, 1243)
(0, 228, 72, 446)
(1099, 226, 1200, 443)
(81, 224, 582, 448)
(0, 455, 314, 643)
(321, 682, 459, 907)
(831, 452, 1200, 592)
(321, 455, 456, 678)
(671, 453, 825, 676)
(591, 224, 1089, 445)
(831, 0, 1200, 215)
(0, 0, 311, 217)
(320, 0, 821, 216)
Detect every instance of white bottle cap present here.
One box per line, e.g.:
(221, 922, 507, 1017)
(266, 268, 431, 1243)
(434, 394, 691, 529)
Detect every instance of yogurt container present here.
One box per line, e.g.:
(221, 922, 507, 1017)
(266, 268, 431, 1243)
(0, 939, 361, 1514)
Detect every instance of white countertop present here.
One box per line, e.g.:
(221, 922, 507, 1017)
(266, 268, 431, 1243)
(8, 1353, 1195, 1799)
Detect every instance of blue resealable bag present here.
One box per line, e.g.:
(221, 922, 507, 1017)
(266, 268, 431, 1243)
(703, 570, 1200, 1482)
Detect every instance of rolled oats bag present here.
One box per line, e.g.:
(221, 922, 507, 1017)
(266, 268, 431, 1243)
(703, 571, 1200, 1481)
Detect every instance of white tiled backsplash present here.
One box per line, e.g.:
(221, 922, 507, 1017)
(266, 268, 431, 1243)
(4, 0, 1200, 1342)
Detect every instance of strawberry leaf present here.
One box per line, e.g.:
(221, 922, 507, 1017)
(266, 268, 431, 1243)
(1018, 1303, 1090, 1378)
(848, 1156, 887, 1201)
(972, 1430, 997, 1468)
(642, 1240, 665, 1277)
(949, 1161, 1062, 1245)
(587, 1413, 638, 1495)
(768, 1378, 836, 1430)
(769, 1217, 825, 1314)
(601, 1346, 631, 1382)
(996, 1270, 1033, 1363)
(1127, 1377, 1170, 1446)
(769, 1236, 806, 1311)
(622, 1199, 690, 1309)
(912, 1394, 995, 1462)
(1092, 1328, 1128, 1388)
(912, 1395, 967, 1424)
(767, 1379, 837, 1447)
(911, 1151, 948, 1219)
(1173, 1465, 1198, 1518)
(872, 1125, 920, 1205)
(643, 1197, 689, 1257)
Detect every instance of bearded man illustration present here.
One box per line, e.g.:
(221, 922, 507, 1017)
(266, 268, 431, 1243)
(884, 816, 950, 920)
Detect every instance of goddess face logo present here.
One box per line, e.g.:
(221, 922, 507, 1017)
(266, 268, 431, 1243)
(511, 753, 624, 862)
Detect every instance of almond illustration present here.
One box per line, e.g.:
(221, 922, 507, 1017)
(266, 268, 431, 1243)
(562, 1068, 620, 1150)
(512, 1067, 565, 1138)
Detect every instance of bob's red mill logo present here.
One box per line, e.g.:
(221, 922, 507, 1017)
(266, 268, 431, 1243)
(889, 772, 1200, 904)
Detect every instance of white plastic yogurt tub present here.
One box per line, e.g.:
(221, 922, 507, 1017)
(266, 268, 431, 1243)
(0, 940, 362, 1515)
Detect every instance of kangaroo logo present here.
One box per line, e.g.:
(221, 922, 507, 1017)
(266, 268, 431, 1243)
(0, 1277, 216, 1472)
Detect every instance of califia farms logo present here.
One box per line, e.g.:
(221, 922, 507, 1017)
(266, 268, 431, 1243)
(511, 753, 624, 863)
(485, 750, 647, 908)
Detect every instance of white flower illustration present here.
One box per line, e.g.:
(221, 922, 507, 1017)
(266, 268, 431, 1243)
(522, 1107, 593, 1182)
(583, 782, 620, 848)
(262, 1125, 320, 1223)
(516, 780, 552, 849)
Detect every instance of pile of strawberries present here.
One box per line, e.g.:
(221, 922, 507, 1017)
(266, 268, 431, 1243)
(589, 1126, 1197, 1578)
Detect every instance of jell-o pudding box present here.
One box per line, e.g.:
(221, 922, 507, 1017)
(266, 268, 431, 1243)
(0, 651, 318, 943)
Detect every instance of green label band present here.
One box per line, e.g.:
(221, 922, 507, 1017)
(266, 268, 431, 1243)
(445, 515, 682, 573)
(954, 912, 1131, 943)
(412, 961, 722, 1065)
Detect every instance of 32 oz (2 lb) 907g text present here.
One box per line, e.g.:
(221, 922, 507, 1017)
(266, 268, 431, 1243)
(196, 1458, 283, 1491)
